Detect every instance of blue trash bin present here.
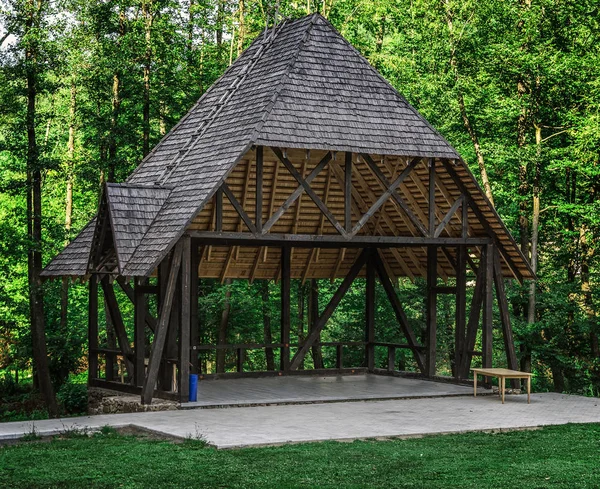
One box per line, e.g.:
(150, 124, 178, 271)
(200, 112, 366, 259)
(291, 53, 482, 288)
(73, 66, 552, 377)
(189, 374, 198, 402)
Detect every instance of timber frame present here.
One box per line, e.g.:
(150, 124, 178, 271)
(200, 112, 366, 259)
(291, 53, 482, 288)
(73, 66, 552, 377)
(43, 15, 532, 404)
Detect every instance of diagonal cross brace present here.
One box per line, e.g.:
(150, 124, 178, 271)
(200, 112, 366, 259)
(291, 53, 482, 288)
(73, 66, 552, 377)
(434, 195, 464, 238)
(262, 151, 332, 233)
(141, 241, 183, 404)
(271, 147, 347, 237)
(222, 183, 257, 233)
(372, 250, 426, 374)
(361, 154, 427, 236)
(289, 249, 369, 370)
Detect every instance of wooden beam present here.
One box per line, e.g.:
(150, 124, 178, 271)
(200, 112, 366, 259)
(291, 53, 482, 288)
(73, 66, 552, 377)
(331, 248, 345, 283)
(345, 152, 352, 232)
(482, 243, 494, 369)
(271, 147, 346, 236)
(372, 250, 426, 374)
(426, 245, 437, 376)
(460, 252, 486, 377)
(429, 159, 436, 236)
(434, 196, 463, 238)
(255, 146, 263, 233)
(365, 251, 375, 372)
(133, 278, 146, 387)
(455, 246, 467, 378)
(179, 236, 191, 402)
(101, 277, 134, 379)
(142, 242, 183, 404)
(116, 277, 156, 332)
(361, 154, 427, 236)
(280, 247, 291, 371)
(289, 249, 369, 370)
(309, 279, 324, 369)
(190, 243, 200, 375)
(493, 248, 520, 388)
(263, 151, 331, 233)
(222, 183, 256, 234)
(215, 188, 223, 233)
(88, 275, 99, 382)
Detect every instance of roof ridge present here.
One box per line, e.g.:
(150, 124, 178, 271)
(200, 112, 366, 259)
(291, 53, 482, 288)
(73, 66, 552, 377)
(248, 15, 319, 145)
(154, 19, 291, 186)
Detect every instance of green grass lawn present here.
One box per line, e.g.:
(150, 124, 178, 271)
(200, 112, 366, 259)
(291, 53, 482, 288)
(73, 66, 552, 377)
(1, 423, 599, 488)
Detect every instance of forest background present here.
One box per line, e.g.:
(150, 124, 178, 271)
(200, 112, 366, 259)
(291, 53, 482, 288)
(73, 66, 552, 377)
(0, 0, 599, 417)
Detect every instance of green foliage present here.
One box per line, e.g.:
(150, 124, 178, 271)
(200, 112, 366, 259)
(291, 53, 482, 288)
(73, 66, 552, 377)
(56, 382, 88, 415)
(1, 424, 600, 487)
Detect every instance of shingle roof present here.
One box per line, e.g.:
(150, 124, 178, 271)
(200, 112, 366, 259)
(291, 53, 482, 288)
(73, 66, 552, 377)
(42, 13, 529, 280)
(41, 218, 96, 277)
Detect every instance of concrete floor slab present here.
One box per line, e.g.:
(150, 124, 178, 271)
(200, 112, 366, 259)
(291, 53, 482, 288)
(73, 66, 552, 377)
(1, 377, 598, 449)
(185, 374, 481, 408)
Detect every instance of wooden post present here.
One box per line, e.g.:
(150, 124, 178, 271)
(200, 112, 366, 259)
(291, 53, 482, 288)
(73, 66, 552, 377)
(309, 279, 323, 369)
(88, 275, 99, 382)
(482, 243, 494, 370)
(256, 146, 263, 233)
(215, 188, 223, 232)
(179, 235, 191, 402)
(345, 152, 352, 233)
(142, 242, 183, 404)
(133, 277, 146, 387)
(388, 346, 396, 372)
(365, 250, 375, 372)
(455, 245, 467, 378)
(429, 158, 436, 236)
(460, 254, 486, 378)
(190, 243, 200, 375)
(280, 247, 291, 371)
(426, 245, 438, 377)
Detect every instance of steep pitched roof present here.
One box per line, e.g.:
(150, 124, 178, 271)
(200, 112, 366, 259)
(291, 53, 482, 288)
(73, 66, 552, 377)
(43, 13, 529, 280)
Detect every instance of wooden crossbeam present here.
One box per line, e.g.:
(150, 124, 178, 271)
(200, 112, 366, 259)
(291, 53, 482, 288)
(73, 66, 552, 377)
(101, 277, 134, 378)
(116, 277, 156, 332)
(434, 196, 464, 238)
(271, 147, 346, 236)
(263, 151, 331, 234)
(289, 249, 369, 370)
(440, 159, 525, 283)
(142, 242, 183, 404)
(222, 183, 256, 234)
(361, 154, 427, 236)
(373, 250, 426, 373)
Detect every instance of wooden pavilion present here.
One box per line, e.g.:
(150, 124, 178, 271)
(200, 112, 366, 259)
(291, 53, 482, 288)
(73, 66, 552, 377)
(42, 14, 533, 404)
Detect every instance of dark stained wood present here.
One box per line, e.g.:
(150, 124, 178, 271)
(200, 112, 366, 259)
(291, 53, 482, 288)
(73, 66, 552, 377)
(215, 187, 223, 232)
(236, 348, 245, 372)
(190, 243, 200, 375)
(336, 344, 343, 369)
(493, 248, 520, 388)
(272, 147, 346, 236)
(388, 346, 396, 371)
(429, 159, 436, 236)
(255, 146, 263, 233)
(309, 279, 323, 369)
(101, 277, 134, 379)
(345, 152, 352, 233)
(434, 196, 463, 238)
(179, 235, 191, 402)
(455, 245, 467, 378)
(280, 247, 291, 371)
(88, 275, 99, 381)
(460, 253, 486, 377)
(361, 154, 427, 236)
(117, 277, 156, 333)
(426, 245, 437, 376)
(482, 243, 494, 369)
(365, 251, 375, 372)
(190, 231, 491, 248)
(372, 250, 426, 373)
(133, 278, 146, 387)
(142, 242, 183, 404)
(222, 183, 257, 233)
(289, 249, 369, 370)
(262, 151, 332, 233)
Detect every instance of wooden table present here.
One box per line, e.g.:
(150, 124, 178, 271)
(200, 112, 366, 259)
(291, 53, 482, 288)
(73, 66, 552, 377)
(471, 368, 532, 404)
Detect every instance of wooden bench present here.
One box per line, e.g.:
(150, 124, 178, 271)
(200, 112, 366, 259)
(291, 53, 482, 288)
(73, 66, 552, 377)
(471, 368, 532, 404)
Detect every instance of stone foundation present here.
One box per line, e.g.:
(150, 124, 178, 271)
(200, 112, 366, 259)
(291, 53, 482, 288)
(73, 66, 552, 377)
(88, 387, 178, 415)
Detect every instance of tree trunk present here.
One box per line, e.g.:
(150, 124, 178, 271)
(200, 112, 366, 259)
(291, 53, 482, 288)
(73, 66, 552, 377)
(443, 1, 494, 206)
(261, 281, 275, 370)
(216, 279, 232, 373)
(60, 83, 77, 332)
(25, 0, 58, 418)
(527, 124, 541, 327)
(237, 0, 245, 56)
